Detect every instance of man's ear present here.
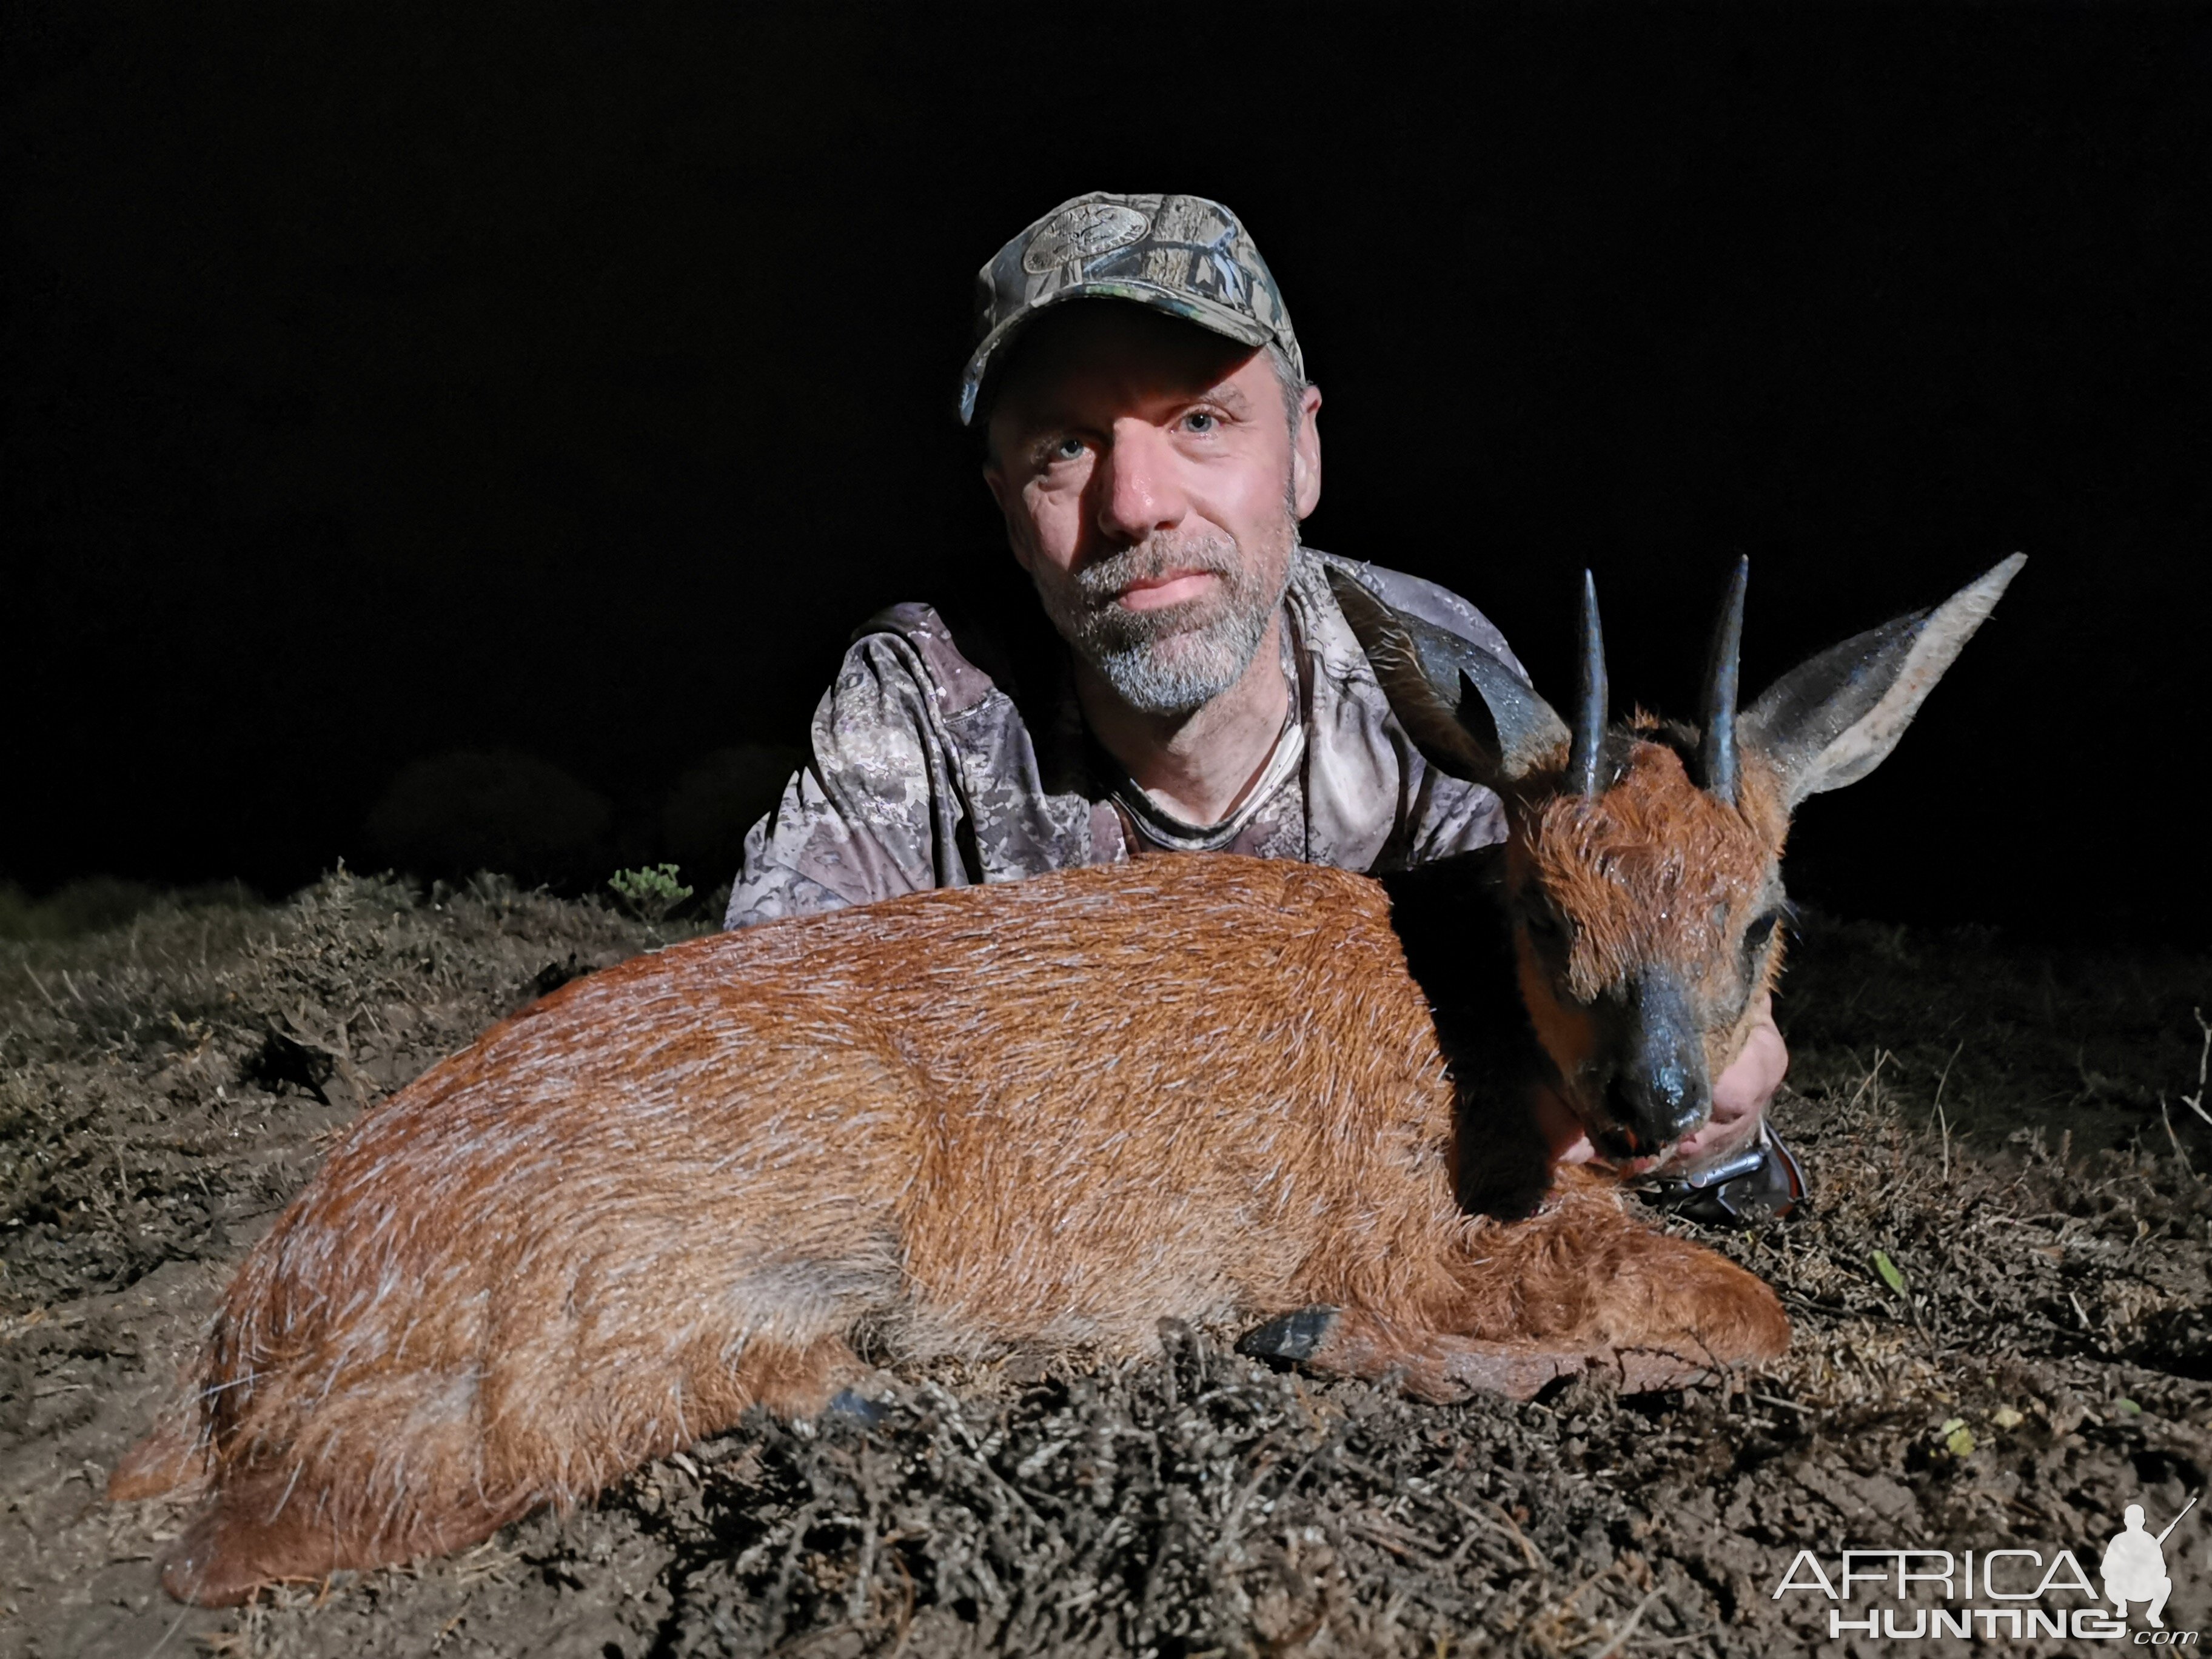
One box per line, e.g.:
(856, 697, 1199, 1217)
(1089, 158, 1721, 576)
(1292, 383, 1323, 521)
(1741, 554, 2024, 808)
(1324, 565, 1567, 789)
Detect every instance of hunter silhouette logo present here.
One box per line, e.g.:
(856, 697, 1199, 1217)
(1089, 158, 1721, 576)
(2103, 1496, 2194, 1630)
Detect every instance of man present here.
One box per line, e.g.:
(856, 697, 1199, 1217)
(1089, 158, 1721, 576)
(726, 190, 1798, 1219)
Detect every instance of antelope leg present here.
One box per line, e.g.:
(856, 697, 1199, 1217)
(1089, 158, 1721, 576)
(1237, 1305, 1729, 1402)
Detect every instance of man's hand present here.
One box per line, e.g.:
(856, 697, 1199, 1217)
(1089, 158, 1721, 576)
(1672, 992, 1789, 1168)
(1535, 993, 1789, 1170)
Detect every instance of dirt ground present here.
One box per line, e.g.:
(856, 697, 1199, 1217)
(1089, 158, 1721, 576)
(3, 873, 2208, 1658)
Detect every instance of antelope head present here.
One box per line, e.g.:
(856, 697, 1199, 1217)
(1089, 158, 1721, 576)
(1330, 554, 2023, 1164)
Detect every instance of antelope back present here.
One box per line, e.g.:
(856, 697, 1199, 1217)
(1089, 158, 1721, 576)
(172, 857, 1469, 1464)
(1329, 555, 2022, 1159)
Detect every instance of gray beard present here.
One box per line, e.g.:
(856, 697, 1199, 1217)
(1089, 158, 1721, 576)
(1036, 528, 1293, 717)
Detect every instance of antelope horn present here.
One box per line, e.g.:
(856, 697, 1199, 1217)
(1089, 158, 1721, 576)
(1567, 569, 1607, 797)
(1697, 557, 1748, 804)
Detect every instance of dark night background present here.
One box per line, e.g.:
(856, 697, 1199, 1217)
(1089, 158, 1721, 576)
(4, 5, 2206, 941)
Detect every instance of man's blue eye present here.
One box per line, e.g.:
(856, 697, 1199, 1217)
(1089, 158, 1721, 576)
(1054, 437, 1085, 461)
(1185, 411, 1216, 432)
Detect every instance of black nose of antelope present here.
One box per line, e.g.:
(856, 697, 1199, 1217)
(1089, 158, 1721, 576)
(1604, 975, 1712, 1153)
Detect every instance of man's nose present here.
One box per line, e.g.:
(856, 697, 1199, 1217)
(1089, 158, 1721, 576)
(1093, 420, 1188, 545)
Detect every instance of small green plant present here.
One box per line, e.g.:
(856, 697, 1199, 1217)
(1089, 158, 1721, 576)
(608, 863, 693, 923)
(1872, 1249, 1908, 1296)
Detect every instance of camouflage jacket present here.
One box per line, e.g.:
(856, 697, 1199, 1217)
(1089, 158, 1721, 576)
(723, 548, 1526, 929)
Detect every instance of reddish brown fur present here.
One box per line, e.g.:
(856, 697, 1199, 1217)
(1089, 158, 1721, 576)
(114, 851, 1788, 1605)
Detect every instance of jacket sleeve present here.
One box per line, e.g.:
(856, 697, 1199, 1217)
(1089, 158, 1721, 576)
(723, 632, 973, 929)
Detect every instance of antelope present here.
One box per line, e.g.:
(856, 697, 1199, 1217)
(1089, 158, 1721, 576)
(110, 555, 2022, 1606)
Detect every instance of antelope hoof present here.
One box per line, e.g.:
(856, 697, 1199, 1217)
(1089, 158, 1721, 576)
(824, 1387, 891, 1427)
(1238, 1305, 1339, 1363)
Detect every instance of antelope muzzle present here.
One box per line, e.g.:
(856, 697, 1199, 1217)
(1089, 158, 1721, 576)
(1593, 973, 1712, 1158)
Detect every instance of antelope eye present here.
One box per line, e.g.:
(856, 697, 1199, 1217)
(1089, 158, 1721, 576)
(1522, 903, 1571, 947)
(1742, 908, 1783, 955)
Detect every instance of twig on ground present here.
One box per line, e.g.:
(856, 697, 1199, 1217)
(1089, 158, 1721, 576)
(2161, 1099, 2199, 1182)
(1932, 1039, 1964, 1182)
(1751, 1393, 1815, 1416)
(2180, 1010, 2212, 1130)
(1592, 1586, 1668, 1659)
(1845, 1049, 1891, 1114)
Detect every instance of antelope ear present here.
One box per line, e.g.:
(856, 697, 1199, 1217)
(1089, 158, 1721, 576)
(1741, 554, 2024, 808)
(1324, 564, 1569, 787)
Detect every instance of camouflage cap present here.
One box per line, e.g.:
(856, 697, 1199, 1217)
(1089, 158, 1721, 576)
(958, 191, 1304, 426)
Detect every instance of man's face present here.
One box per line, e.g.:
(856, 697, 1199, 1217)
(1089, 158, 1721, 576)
(983, 304, 1322, 717)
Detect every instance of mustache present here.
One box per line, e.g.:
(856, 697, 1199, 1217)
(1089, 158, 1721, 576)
(1071, 535, 1243, 606)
